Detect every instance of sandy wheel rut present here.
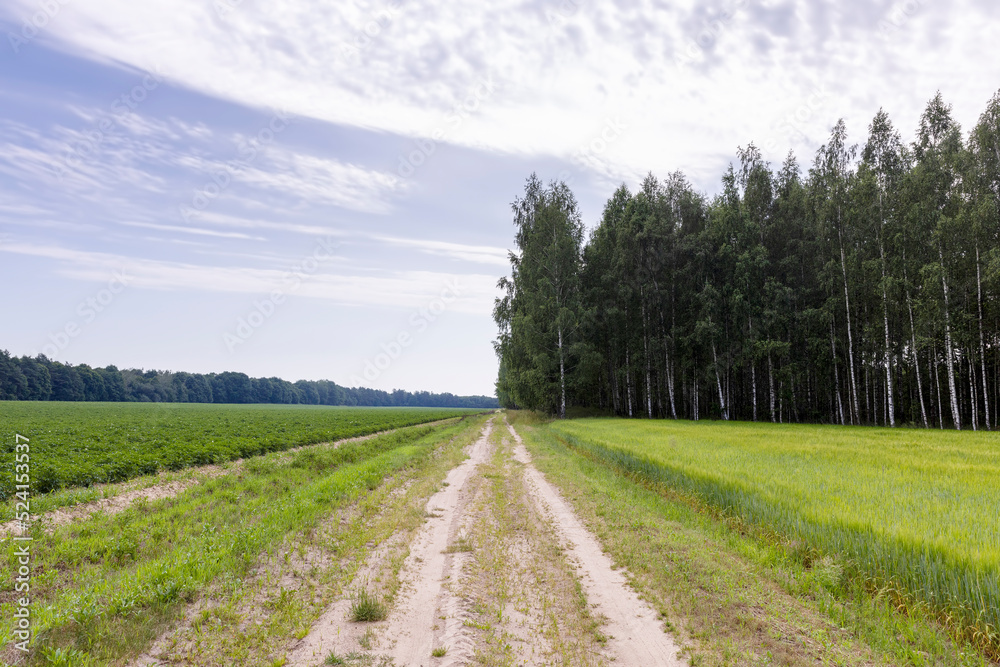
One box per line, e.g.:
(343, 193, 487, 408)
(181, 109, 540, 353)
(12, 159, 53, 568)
(286, 416, 683, 666)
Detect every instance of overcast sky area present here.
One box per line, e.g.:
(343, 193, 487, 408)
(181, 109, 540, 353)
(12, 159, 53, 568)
(0, 0, 998, 396)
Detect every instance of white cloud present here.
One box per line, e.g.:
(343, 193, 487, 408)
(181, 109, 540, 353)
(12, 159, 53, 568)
(120, 221, 267, 240)
(374, 235, 510, 267)
(0, 110, 404, 230)
(191, 211, 348, 237)
(237, 148, 404, 214)
(4, 0, 997, 190)
(0, 241, 498, 315)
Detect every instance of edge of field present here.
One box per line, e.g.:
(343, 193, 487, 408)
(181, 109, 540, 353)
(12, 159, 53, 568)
(0, 413, 492, 666)
(0, 410, 487, 525)
(509, 411, 997, 667)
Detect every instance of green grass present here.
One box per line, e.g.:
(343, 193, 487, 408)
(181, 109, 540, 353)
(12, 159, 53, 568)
(0, 416, 486, 664)
(444, 535, 474, 553)
(547, 417, 1000, 658)
(511, 413, 991, 666)
(431, 645, 448, 657)
(349, 588, 387, 622)
(0, 401, 483, 498)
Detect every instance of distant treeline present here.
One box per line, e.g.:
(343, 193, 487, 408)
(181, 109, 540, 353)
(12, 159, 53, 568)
(495, 91, 1000, 428)
(0, 350, 498, 408)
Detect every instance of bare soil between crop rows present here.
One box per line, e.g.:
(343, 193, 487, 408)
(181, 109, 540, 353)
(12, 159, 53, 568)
(0, 420, 458, 539)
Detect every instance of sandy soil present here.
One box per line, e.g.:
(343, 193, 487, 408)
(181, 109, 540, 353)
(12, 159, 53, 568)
(458, 420, 606, 665)
(377, 420, 493, 666)
(505, 418, 685, 666)
(284, 419, 495, 666)
(0, 478, 200, 538)
(284, 416, 684, 666)
(0, 422, 448, 539)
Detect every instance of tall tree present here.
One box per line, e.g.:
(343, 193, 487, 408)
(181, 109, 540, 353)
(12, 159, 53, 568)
(912, 92, 965, 429)
(860, 109, 907, 427)
(812, 120, 861, 424)
(494, 174, 585, 417)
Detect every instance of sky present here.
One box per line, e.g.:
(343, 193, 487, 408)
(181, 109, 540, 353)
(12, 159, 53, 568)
(0, 0, 998, 397)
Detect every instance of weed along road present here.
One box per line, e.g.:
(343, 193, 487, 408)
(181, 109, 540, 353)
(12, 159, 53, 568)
(286, 416, 683, 666)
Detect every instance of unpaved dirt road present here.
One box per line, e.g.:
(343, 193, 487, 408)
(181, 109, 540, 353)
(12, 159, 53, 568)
(286, 416, 684, 666)
(508, 419, 683, 666)
(287, 419, 494, 666)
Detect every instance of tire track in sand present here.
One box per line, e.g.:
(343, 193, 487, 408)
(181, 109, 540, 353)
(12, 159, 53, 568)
(505, 418, 685, 667)
(285, 417, 494, 666)
(378, 419, 493, 665)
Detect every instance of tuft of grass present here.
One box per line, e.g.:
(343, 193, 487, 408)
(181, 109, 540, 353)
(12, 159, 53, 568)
(444, 535, 474, 553)
(325, 652, 346, 665)
(350, 589, 387, 622)
(40, 646, 97, 667)
(431, 645, 448, 657)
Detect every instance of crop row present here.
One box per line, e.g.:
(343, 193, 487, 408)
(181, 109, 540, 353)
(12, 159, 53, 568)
(0, 416, 484, 660)
(0, 402, 481, 498)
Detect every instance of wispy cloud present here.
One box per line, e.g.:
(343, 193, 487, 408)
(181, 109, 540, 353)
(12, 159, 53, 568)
(120, 221, 267, 240)
(237, 148, 404, 214)
(374, 235, 509, 267)
(0, 242, 498, 315)
(191, 211, 348, 237)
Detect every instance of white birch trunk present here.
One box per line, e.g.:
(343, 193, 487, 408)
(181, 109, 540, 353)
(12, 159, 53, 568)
(906, 286, 929, 428)
(840, 237, 860, 425)
(977, 245, 991, 429)
(712, 342, 728, 420)
(749, 318, 758, 422)
(939, 244, 961, 430)
(558, 324, 566, 419)
(693, 376, 699, 421)
(831, 322, 845, 425)
(933, 343, 944, 429)
(881, 242, 895, 427)
(970, 355, 978, 431)
(625, 347, 634, 418)
(768, 354, 776, 423)
(643, 303, 652, 419)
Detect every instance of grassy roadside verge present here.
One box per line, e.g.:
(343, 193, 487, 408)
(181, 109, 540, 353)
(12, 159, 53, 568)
(509, 412, 993, 667)
(0, 417, 466, 525)
(0, 415, 488, 666)
(165, 413, 491, 667)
